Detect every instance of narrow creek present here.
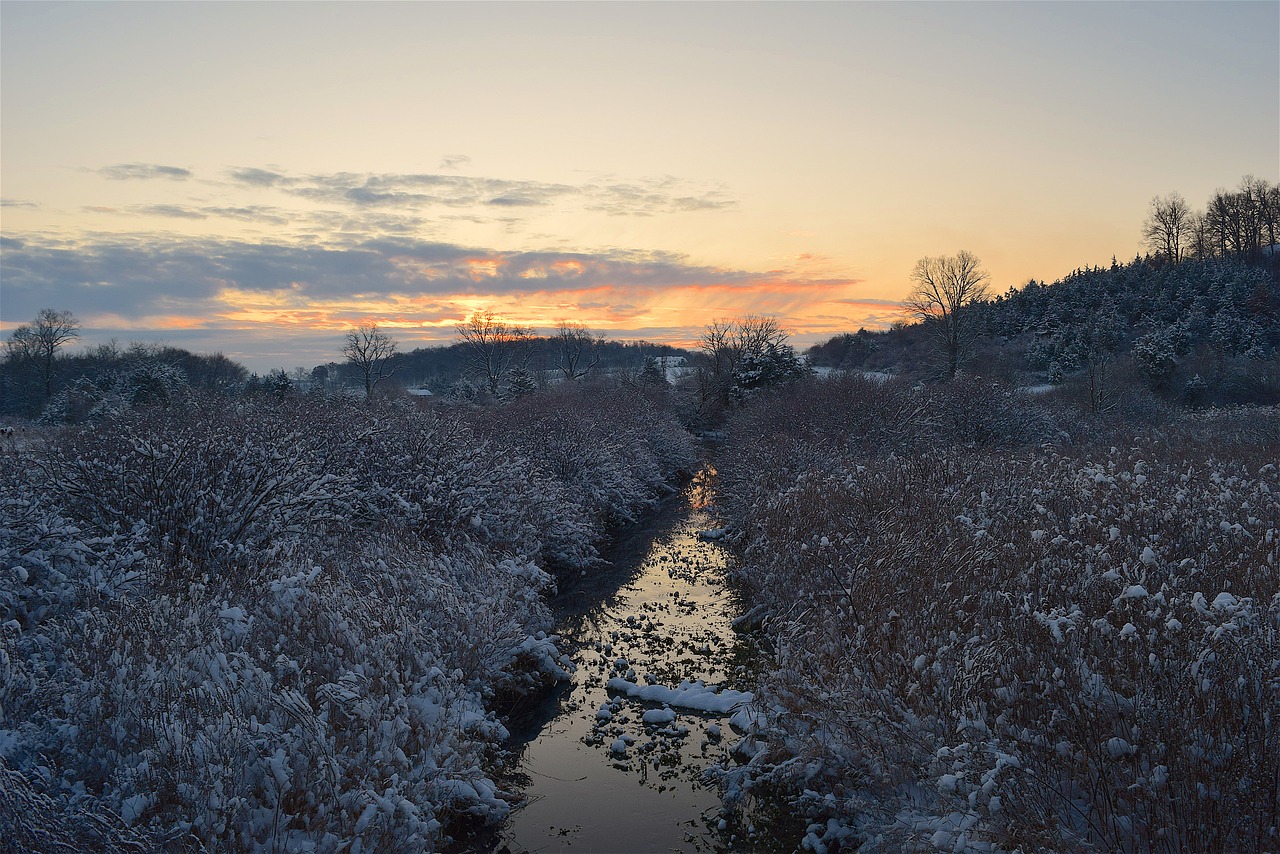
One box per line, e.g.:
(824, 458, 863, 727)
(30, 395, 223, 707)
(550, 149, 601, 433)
(476, 464, 769, 852)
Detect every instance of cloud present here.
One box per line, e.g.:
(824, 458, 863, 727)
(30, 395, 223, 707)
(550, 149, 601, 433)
(136, 204, 208, 220)
(439, 154, 471, 170)
(218, 167, 737, 218)
(0, 230, 891, 371)
(203, 206, 292, 226)
(0, 198, 38, 208)
(0, 232, 849, 323)
(583, 178, 737, 216)
(833, 297, 905, 308)
(487, 195, 546, 207)
(227, 167, 288, 187)
(137, 204, 292, 226)
(285, 172, 579, 210)
(98, 163, 193, 181)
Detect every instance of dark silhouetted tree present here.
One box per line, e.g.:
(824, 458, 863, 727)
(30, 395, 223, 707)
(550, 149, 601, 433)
(341, 323, 398, 399)
(1143, 192, 1194, 265)
(456, 310, 532, 397)
(552, 320, 604, 381)
(698, 315, 801, 404)
(904, 251, 990, 379)
(4, 308, 81, 401)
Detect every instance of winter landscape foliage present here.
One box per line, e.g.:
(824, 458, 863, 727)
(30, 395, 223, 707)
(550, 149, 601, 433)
(0, 388, 693, 850)
(714, 374, 1279, 851)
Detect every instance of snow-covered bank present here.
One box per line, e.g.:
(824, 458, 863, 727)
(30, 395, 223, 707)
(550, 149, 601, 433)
(0, 387, 693, 850)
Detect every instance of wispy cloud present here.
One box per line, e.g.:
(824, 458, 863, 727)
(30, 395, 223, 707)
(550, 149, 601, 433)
(280, 172, 578, 209)
(226, 166, 287, 187)
(98, 163, 193, 181)
(222, 167, 736, 217)
(583, 177, 737, 216)
(0, 198, 39, 208)
(136, 204, 208, 220)
(833, 297, 905, 308)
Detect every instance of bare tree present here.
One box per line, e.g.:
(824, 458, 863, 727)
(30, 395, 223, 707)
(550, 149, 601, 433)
(456, 310, 533, 397)
(698, 315, 792, 404)
(1187, 210, 1213, 261)
(1206, 189, 1233, 258)
(1142, 192, 1194, 265)
(4, 308, 81, 399)
(1260, 180, 1280, 252)
(1236, 175, 1271, 260)
(904, 250, 990, 380)
(341, 323, 398, 399)
(552, 321, 604, 382)
(1080, 302, 1123, 415)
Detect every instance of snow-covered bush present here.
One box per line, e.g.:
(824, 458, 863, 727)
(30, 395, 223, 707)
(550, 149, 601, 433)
(38, 399, 353, 580)
(0, 388, 690, 849)
(475, 384, 697, 532)
(40, 360, 194, 425)
(716, 388, 1279, 851)
(3, 543, 556, 850)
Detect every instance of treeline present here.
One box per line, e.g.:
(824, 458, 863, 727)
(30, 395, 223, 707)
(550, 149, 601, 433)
(2, 306, 802, 432)
(711, 373, 1279, 851)
(809, 175, 1279, 408)
(0, 333, 254, 420)
(321, 336, 691, 396)
(810, 254, 1279, 408)
(0, 384, 694, 849)
(0, 317, 693, 421)
(1144, 175, 1279, 265)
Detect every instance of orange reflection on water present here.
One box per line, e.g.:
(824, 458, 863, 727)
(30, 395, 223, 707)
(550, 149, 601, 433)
(688, 463, 717, 510)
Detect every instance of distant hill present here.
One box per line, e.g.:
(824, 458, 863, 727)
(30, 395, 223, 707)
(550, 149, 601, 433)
(808, 254, 1280, 407)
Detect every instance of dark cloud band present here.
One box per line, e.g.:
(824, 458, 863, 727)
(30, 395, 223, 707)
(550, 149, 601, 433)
(0, 234, 767, 321)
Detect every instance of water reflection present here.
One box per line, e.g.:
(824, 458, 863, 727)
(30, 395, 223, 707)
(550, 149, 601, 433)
(687, 463, 718, 511)
(478, 470, 765, 853)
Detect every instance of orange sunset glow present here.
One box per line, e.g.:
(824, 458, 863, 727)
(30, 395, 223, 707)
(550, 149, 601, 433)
(2, 2, 1276, 371)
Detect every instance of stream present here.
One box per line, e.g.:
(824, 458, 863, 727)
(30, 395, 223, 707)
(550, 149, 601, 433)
(476, 465, 773, 852)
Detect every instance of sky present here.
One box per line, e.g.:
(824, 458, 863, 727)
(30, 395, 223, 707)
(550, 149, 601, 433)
(2, 1, 1277, 373)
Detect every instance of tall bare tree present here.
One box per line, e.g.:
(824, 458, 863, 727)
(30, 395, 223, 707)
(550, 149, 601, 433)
(1142, 192, 1194, 265)
(456, 310, 533, 397)
(904, 250, 990, 380)
(4, 308, 81, 399)
(1260, 179, 1280, 252)
(341, 323, 398, 399)
(1187, 210, 1213, 261)
(552, 320, 604, 382)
